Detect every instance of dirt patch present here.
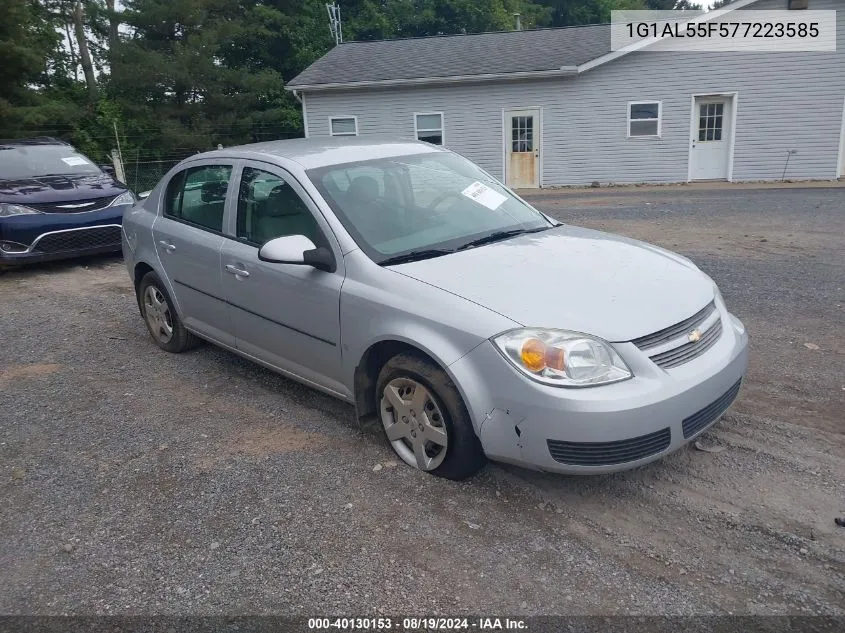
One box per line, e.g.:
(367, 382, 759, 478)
(195, 424, 332, 471)
(0, 363, 62, 382)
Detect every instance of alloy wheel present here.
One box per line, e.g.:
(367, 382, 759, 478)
(143, 285, 174, 344)
(379, 377, 448, 471)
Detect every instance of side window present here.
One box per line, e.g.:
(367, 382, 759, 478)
(236, 167, 319, 246)
(163, 165, 232, 232)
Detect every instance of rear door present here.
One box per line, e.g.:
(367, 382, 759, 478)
(152, 161, 236, 346)
(220, 162, 347, 396)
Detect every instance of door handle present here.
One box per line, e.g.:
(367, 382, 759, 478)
(225, 264, 250, 278)
(158, 240, 176, 252)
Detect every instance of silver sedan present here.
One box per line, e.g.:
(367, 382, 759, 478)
(122, 138, 748, 479)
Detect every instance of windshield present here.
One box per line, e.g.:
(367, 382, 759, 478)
(307, 152, 552, 263)
(0, 144, 103, 180)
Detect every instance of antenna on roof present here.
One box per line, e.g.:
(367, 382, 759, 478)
(512, 13, 522, 31)
(327, 3, 343, 45)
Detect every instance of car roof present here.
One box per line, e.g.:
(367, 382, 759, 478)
(183, 136, 445, 170)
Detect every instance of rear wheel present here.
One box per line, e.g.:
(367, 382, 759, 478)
(376, 353, 485, 480)
(137, 271, 196, 353)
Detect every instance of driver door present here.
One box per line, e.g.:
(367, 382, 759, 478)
(220, 162, 347, 397)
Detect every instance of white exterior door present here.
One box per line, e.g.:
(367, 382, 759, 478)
(690, 97, 732, 180)
(505, 108, 540, 188)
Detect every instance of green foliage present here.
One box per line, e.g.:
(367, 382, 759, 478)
(0, 0, 62, 135)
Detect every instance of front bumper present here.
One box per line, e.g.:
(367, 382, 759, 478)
(450, 309, 749, 475)
(0, 205, 130, 265)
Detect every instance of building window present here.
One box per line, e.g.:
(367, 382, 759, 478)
(330, 116, 358, 136)
(628, 102, 661, 137)
(414, 112, 444, 145)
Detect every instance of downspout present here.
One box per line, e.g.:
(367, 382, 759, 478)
(291, 89, 309, 138)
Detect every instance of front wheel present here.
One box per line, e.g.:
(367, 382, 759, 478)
(376, 353, 486, 480)
(137, 271, 196, 353)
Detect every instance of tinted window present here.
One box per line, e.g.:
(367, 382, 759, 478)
(236, 167, 319, 245)
(0, 143, 102, 180)
(164, 165, 232, 232)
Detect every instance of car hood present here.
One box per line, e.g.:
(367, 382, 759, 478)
(0, 173, 126, 204)
(391, 225, 715, 342)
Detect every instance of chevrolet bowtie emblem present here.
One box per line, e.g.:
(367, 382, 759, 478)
(688, 328, 703, 343)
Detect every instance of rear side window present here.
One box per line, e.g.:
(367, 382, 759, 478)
(164, 165, 232, 232)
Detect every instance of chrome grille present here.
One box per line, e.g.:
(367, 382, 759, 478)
(632, 301, 716, 351)
(31, 226, 122, 253)
(632, 300, 723, 370)
(547, 427, 671, 467)
(29, 195, 117, 214)
(682, 379, 742, 439)
(649, 319, 723, 369)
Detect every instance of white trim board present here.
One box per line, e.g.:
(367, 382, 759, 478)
(837, 96, 845, 178)
(302, 92, 309, 138)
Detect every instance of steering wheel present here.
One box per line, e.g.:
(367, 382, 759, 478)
(426, 191, 465, 212)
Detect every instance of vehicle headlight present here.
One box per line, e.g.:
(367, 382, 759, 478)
(0, 203, 42, 217)
(492, 328, 632, 388)
(109, 191, 136, 207)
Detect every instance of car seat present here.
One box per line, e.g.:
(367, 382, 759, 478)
(182, 180, 226, 229)
(254, 184, 317, 245)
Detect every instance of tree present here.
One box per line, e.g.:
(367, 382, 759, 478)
(112, 0, 297, 155)
(536, 0, 647, 28)
(71, 1, 98, 99)
(0, 0, 64, 137)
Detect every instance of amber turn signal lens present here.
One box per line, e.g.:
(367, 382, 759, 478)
(520, 338, 547, 372)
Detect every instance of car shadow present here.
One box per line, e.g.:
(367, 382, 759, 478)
(0, 252, 124, 277)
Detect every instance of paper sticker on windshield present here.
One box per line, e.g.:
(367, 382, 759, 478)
(61, 156, 90, 166)
(461, 181, 507, 211)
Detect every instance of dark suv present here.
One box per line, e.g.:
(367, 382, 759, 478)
(0, 137, 135, 266)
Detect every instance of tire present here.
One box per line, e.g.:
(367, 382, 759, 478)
(376, 353, 486, 480)
(137, 271, 196, 353)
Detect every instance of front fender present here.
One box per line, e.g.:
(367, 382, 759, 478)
(339, 250, 517, 425)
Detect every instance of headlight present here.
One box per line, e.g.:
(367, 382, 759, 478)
(492, 328, 632, 388)
(109, 191, 136, 207)
(0, 203, 42, 217)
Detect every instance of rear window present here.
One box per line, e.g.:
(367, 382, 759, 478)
(0, 144, 102, 180)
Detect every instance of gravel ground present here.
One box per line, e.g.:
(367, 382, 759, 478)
(1, 185, 843, 616)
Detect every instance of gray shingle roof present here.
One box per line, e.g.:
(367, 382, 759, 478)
(287, 24, 611, 89)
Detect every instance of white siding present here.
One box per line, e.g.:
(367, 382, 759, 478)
(302, 0, 845, 186)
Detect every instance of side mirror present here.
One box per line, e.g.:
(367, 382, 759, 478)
(138, 190, 151, 200)
(258, 235, 335, 272)
(99, 164, 116, 177)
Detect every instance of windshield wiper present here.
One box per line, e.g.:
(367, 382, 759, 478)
(456, 225, 554, 251)
(379, 248, 455, 266)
